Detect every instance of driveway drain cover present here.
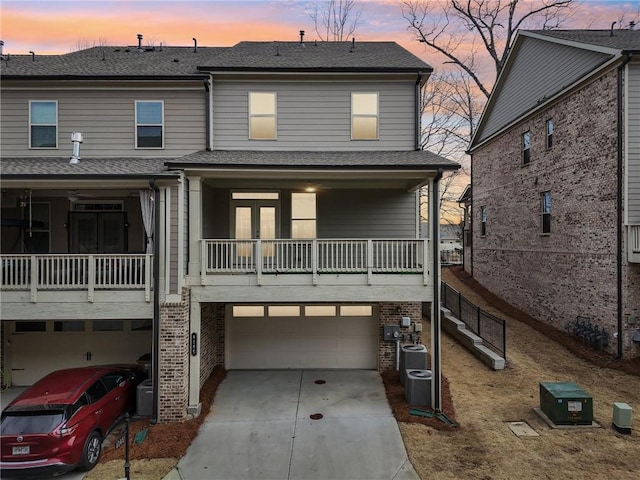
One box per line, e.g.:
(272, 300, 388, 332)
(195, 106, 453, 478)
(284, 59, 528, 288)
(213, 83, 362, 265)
(310, 413, 324, 420)
(314, 380, 326, 384)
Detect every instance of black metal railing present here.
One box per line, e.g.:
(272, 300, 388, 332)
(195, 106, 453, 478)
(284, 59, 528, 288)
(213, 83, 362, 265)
(441, 282, 506, 359)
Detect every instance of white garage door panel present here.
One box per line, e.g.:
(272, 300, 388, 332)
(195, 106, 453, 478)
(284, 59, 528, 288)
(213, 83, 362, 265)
(228, 315, 377, 370)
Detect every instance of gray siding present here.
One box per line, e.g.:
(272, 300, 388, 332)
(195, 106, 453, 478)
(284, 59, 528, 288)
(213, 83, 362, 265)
(318, 190, 417, 238)
(212, 80, 415, 151)
(169, 186, 179, 294)
(628, 61, 640, 224)
(1, 86, 206, 157)
(477, 37, 610, 144)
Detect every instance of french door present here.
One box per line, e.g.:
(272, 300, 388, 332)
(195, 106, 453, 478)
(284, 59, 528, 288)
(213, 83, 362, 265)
(231, 199, 279, 258)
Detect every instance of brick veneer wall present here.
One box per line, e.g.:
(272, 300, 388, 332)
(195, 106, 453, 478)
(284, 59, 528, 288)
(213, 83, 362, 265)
(200, 302, 226, 383)
(378, 302, 423, 370)
(158, 287, 190, 422)
(472, 69, 638, 358)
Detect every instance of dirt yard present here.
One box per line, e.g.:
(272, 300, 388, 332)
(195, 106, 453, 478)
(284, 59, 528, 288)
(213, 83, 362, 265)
(400, 267, 640, 480)
(85, 267, 640, 479)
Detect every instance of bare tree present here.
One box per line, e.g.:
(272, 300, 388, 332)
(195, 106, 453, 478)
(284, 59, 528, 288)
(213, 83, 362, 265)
(403, 0, 575, 98)
(308, 0, 363, 41)
(71, 36, 109, 52)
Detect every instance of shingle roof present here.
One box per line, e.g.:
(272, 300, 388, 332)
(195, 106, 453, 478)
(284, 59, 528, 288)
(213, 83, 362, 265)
(0, 46, 224, 78)
(529, 29, 640, 52)
(167, 150, 458, 169)
(0, 157, 174, 176)
(197, 41, 432, 72)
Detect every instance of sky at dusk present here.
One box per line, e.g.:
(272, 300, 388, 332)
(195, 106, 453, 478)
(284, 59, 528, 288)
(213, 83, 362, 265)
(2, 0, 638, 66)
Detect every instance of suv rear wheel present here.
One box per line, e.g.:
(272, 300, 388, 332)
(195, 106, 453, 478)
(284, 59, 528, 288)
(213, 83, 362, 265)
(79, 430, 102, 471)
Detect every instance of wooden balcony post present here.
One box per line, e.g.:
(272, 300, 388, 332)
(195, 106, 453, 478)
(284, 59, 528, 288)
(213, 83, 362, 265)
(30, 255, 37, 303)
(423, 239, 429, 286)
(145, 254, 152, 302)
(367, 240, 373, 285)
(88, 255, 95, 303)
(256, 240, 262, 286)
(312, 240, 318, 285)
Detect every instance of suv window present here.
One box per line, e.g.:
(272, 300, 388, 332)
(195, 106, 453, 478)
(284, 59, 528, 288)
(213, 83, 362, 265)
(86, 380, 108, 403)
(101, 373, 125, 391)
(1, 412, 65, 434)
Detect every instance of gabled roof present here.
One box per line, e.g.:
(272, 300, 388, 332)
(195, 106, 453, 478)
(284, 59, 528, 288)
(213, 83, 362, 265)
(197, 41, 432, 73)
(166, 150, 457, 170)
(0, 46, 223, 79)
(469, 29, 640, 151)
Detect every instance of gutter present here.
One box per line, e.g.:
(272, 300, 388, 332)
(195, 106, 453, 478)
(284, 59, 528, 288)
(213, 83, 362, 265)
(415, 71, 423, 150)
(431, 168, 443, 412)
(149, 179, 161, 423)
(204, 78, 212, 151)
(616, 53, 633, 359)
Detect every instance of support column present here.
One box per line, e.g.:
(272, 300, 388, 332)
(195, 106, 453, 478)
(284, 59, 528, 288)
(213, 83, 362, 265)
(188, 298, 202, 416)
(187, 176, 202, 281)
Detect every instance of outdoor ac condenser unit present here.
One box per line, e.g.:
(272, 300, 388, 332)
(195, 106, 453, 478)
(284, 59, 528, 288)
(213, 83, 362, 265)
(405, 369, 432, 406)
(399, 344, 427, 385)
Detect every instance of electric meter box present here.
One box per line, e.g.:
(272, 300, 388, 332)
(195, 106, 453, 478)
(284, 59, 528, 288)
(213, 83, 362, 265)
(539, 382, 593, 425)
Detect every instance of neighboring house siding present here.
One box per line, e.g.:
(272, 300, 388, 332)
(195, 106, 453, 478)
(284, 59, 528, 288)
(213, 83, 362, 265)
(318, 190, 417, 238)
(212, 80, 415, 151)
(627, 61, 640, 224)
(1, 86, 206, 157)
(473, 70, 621, 354)
(477, 37, 610, 144)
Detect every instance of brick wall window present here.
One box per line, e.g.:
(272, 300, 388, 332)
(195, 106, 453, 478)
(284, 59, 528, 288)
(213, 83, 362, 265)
(541, 191, 551, 234)
(480, 206, 487, 237)
(522, 131, 531, 165)
(546, 119, 554, 149)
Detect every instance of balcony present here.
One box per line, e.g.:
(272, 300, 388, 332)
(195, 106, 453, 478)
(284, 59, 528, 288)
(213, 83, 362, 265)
(0, 254, 153, 319)
(196, 239, 432, 302)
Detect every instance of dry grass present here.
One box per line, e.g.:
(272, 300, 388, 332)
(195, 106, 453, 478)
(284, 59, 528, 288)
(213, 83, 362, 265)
(400, 268, 640, 480)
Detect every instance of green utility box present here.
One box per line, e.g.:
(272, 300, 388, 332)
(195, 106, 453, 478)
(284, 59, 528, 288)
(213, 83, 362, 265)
(540, 382, 593, 425)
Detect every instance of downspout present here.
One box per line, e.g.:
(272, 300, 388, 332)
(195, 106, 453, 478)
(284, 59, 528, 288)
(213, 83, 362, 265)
(431, 168, 443, 412)
(616, 54, 632, 359)
(204, 78, 212, 151)
(149, 179, 161, 423)
(415, 72, 423, 150)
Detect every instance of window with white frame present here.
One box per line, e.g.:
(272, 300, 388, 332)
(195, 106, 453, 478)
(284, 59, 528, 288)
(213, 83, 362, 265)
(249, 92, 276, 140)
(291, 192, 316, 239)
(351, 92, 378, 140)
(480, 206, 487, 236)
(29, 101, 57, 148)
(522, 131, 531, 165)
(546, 119, 554, 149)
(135, 101, 163, 148)
(541, 191, 551, 234)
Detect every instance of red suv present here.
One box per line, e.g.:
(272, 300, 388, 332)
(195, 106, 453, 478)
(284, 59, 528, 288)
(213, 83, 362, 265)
(1, 365, 145, 477)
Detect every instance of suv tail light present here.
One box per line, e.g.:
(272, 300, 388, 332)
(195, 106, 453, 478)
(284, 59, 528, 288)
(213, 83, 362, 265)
(52, 422, 78, 438)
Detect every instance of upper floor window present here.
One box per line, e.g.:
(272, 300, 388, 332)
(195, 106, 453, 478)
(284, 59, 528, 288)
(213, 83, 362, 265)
(480, 206, 487, 236)
(29, 101, 57, 148)
(546, 119, 554, 149)
(522, 131, 531, 165)
(135, 101, 163, 148)
(351, 92, 378, 140)
(541, 191, 551, 234)
(291, 192, 317, 239)
(249, 92, 276, 140)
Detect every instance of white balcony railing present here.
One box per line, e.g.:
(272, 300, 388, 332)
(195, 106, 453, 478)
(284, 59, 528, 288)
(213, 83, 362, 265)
(202, 239, 430, 285)
(1, 254, 152, 301)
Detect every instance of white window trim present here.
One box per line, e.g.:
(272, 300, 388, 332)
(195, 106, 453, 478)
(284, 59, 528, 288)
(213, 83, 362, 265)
(291, 192, 317, 240)
(248, 92, 277, 140)
(135, 100, 164, 149)
(541, 191, 552, 235)
(522, 130, 531, 165)
(351, 92, 379, 141)
(29, 100, 58, 149)
(546, 119, 554, 150)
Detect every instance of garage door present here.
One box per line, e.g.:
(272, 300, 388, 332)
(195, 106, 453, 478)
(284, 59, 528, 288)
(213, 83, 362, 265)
(7, 320, 152, 385)
(227, 305, 378, 369)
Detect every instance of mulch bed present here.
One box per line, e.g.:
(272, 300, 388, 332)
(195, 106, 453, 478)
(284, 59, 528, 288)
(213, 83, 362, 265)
(448, 266, 640, 377)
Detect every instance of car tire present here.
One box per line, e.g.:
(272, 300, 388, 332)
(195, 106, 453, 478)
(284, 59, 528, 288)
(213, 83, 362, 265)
(79, 430, 102, 471)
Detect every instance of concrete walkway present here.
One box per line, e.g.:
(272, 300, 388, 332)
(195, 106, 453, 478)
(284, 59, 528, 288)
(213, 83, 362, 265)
(167, 370, 418, 480)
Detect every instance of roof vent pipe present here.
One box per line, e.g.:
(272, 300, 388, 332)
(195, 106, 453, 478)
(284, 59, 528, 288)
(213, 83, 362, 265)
(193, 37, 197, 53)
(350, 38, 355, 52)
(300, 30, 305, 44)
(610, 22, 617, 36)
(630, 21, 636, 30)
(137, 34, 143, 49)
(69, 132, 83, 164)
(0, 41, 4, 56)
(29, 50, 35, 61)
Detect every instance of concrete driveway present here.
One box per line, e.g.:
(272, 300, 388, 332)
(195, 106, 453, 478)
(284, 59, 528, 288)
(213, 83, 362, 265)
(174, 370, 418, 480)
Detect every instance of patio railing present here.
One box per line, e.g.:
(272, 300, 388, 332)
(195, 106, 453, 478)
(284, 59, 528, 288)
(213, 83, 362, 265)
(202, 238, 430, 284)
(1, 254, 152, 300)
